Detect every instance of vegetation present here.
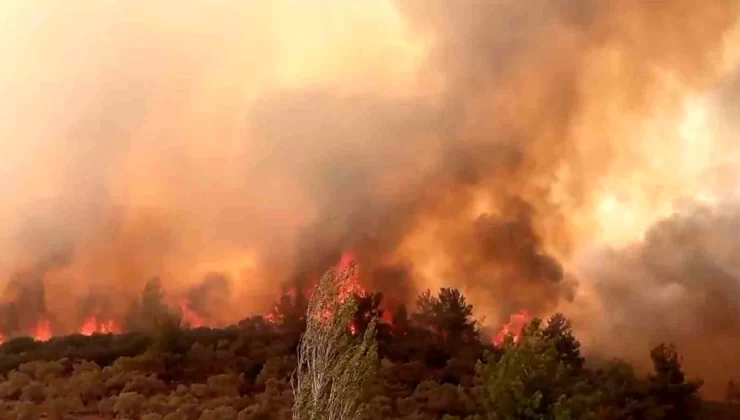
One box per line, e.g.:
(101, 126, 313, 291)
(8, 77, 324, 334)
(292, 264, 377, 420)
(0, 265, 730, 419)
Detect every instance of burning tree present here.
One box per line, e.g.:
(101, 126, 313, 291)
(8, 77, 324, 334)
(292, 263, 378, 420)
(476, 317, 584, 418)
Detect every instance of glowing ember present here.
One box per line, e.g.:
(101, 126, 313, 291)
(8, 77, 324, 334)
(381, 309, 392, 324)
(316, 307, 334, 324)
(265, 299, 287, 324)
(32, 319, 52, 342)
(493, 309, 531, 346)
(0, 332, 4, 345)
(179, 300, 204, 328)
(265, 311, 278, 324)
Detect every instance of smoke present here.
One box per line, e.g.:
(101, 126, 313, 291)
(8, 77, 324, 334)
(184, 273, 231, 326)
(1, 0, 740, 397)
(0, 251, 71, 334)
(573, 199, 740, 397)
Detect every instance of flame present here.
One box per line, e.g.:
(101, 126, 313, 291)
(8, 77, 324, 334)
(259, 255, 360, 328)
(32, 319, 52, 342)
(336, 252, 365, 301)
(179, 300, 204, 328)
(79, 318, 96, 336)
(264, 311, 278, 324)
(338, 250, 355, 270)
(0, 332, 4, 345)
(493, 309, 531, 346)
(79, 315, 121, 335)
(309, 252, 364, 328)
(381, 309, 392, 324)
(98, 320, 120, 334)
(264, 296, 287, 324)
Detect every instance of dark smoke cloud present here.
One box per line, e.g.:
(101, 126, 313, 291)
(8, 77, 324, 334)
(576, 200, 740, 397)
(352, 0, 738, 319)
(245, 86, 572, 317)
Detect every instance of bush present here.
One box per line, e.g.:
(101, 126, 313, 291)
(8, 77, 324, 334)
(114, 391, 147, 418)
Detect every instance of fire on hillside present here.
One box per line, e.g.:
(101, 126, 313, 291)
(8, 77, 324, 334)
(0, 253, 528, 346)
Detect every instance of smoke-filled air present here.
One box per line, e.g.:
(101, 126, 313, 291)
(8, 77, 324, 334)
(1, 0, 739, 398)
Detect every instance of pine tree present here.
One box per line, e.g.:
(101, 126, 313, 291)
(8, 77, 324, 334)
(413, 288, 478, 348)
(648, 343, 702, 419)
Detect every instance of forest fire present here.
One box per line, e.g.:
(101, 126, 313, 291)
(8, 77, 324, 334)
(337, 250, 355, 271)
(0, 319, 53, 343)
(179, 300, 204, 328)
(332, 251, 365, 298)
(0, 252, 524, 344)
(0, 0, 739, 399)
(32, 319, 52, 342)
(493, 309, 531, 346)
(79, 315, 121, 336)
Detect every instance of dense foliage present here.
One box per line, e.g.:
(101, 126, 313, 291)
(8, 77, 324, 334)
(0, 283, 734, 419)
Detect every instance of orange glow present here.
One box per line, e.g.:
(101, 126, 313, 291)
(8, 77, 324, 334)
(32, 319, 52, 342)
(264, 311, 278, 324)
(99, 320, 120, 334)
(78, 318, 96, 336)
(79, 315, 122, 335)
(493, 309, 531, 346)
(0, 1, 738, 399)
(381, 309, 392, 324)
(338, 250, 355, 270)
(336, 252, 364, 301)
(316, 307, 335, 325)
(311, 252, 364, 327)
(179, 300, 204, 328)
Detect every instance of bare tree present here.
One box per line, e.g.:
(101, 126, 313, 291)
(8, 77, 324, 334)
(292, 263, 378, 420)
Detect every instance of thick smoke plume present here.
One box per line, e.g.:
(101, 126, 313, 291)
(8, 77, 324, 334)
(1, 0, 739, 397)
(574, 199, 740, 397)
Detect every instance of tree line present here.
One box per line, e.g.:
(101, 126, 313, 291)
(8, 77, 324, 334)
(0, 264, 737, 419)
